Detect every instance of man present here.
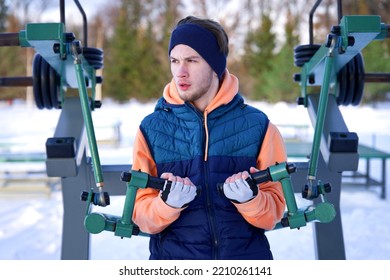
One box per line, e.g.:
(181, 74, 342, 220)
(132, 16, 286, 260)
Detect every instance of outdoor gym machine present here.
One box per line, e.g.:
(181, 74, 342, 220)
(1, 0, 386, 260)
(0, 0, 106, 259)
(291, 0, 390, 258)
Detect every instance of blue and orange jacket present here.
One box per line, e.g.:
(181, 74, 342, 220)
(132, 70, 287, 259)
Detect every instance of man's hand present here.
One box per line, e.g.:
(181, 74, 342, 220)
(222, 168, 259, 203)
(160, 173, 197, 208)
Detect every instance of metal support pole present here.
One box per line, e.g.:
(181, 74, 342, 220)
(48, 97, 133, 259)
(290, 158, 345, 260)
(307, 50, 334, 184)
(381, 159, 386, 199)
(312, 155, 345, 260)
(61, 152, 91, 260)
(73, 52, 107, 207)
(0, 76, 32, 86)
(0, 33, 20, 46)
(49, 98, 90, 260)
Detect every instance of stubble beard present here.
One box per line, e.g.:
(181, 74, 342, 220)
(178, 70, 214, 104)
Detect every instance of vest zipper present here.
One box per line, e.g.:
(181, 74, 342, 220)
(203, 111, 209, 161)
(188, 102, 220, 259)
(204, 157, 220, 259)
(201, 115, 219, 259)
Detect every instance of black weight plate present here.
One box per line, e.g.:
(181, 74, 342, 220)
(294, 55, 316, 63)
(336, 65, 348, 105)
(294, 44, 321, 53)
(92, 62, 104, 70)
(294, 59, 304, 67)
(84, 57, 103, 64)
(32, 54, 44, 109)
(83, 53, 103, 61)
(83, 47, 103, 56)
(40, 58, 53, 109)
(352, 53, 365, 106)
(294, 49, 320, 59)
(85, 58, 104, 69)
(294, 44, 321, 67)
(344, 58, 355, 106)
(294, 57, 314, 67)
(49, 65, 60, 109)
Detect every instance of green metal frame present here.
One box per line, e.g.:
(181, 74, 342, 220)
(73, 51, 105, 200)
(83, 162, 336, 238)
(297, 15, 388, 185)
(18, 22, 106, 202)
(84, 170, 149, 238)
(19, 22, 98, 106)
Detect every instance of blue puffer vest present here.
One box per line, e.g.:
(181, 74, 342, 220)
(139, 94, 271, 259)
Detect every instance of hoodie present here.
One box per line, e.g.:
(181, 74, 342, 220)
(131, 70, 287, 259)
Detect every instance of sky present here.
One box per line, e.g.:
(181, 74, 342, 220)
(5, 0, 111, 24)
(41, 0, 110, 22)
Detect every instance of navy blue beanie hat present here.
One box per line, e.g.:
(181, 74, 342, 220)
(168, 23, 227, 80)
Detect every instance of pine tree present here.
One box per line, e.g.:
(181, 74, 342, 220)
(103, 0, 175, 101)
(258, 8, 300, 102)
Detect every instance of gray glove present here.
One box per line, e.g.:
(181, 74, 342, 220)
(160, 180, 197, 208)
(222, 177, 258, 203)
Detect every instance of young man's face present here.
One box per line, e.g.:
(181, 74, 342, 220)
(170, 44, 219, 111)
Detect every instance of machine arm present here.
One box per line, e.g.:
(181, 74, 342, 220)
(82, 162, 336, 238)
(82, 170, 201, 238)
(217, 162, 336, 230)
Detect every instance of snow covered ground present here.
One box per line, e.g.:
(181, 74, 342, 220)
(0, 98, 389, 260)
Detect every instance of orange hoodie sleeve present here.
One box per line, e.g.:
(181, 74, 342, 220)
(132, 128, 182, 234)
(234, 122, 287, 230)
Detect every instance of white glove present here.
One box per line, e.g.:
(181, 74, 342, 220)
(222, 176, 258, 203)
(160, 179, 197, 208)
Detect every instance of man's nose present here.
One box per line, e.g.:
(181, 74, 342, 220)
(176, 63, 188, 77)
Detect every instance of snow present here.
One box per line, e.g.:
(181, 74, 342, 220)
(0, 98, 389, 260)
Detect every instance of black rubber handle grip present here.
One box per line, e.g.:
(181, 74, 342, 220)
(250, 169, 272, 184)
(121, 171, 201, 196)
(146, 175, 166, 190)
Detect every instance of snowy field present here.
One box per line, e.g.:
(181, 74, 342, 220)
(0, 98, 389, 260)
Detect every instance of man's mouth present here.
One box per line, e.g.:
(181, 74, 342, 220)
(178, 81, 190, 91)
